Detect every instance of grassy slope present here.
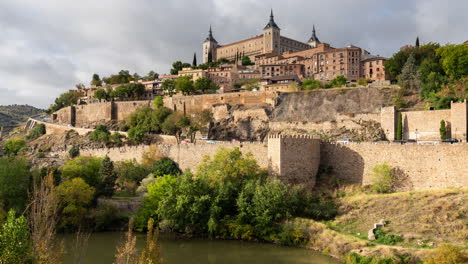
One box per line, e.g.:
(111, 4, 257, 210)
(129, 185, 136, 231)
(0, 105, 43, 126)
(332, 188, 467, 248)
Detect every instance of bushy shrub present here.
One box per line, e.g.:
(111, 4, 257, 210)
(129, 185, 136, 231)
(3, 138, 27, 156)
(115, 160, 151, 196)
(357, 78, 370, 86)
(374, 229, 403, 245)
(110, 132, 125, 146)
(60, 156, 103, 188)
(371, 163, 394, 193)
(344, 253, 397, 264)
(68, 145, 80, 158)
(152, 157, 181, 177)
(128, 125, 146, 143)
(0, 157, 31, 213)
(27, 123, 46, 140)
(90, 125, 111, 143)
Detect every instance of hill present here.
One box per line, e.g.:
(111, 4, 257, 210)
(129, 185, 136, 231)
(0, 105, 43, 126)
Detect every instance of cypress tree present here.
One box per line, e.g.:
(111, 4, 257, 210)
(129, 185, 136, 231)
(398, 53, 420, 92)
(207, 51, 213, 63)
(192, 53, 197, 67)
(440, 120, 447, 140)
(98, 156, 117, 197)
(396, 112, 403, 140)
(415, 36, 420, 47)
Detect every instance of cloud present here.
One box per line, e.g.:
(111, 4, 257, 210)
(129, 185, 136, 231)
(0, 0, 466, 108)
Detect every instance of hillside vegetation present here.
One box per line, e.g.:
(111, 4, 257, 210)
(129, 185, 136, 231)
(0, 105, 43, 126)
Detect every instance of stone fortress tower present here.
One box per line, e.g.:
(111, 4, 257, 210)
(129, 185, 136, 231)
(307, 25, 321, 48)
(202, 26, 218, 63)
(267, 134, 321, 189)
(262, 9, 281, 55)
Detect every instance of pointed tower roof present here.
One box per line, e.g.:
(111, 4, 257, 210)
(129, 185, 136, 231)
(205, 25, 217, 43)
(308, 25, 320, 43)
(264, 9, 280, 30)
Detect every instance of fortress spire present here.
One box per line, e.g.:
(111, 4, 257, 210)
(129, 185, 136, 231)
(308, 25, 320, 43)
(205, 25, 217, 43)
(264, 9, 280, 30)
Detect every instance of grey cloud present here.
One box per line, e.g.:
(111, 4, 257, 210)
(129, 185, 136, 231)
(0, 0, 466, 108)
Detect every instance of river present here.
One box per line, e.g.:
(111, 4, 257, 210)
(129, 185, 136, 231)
(61, 232, 339, 264)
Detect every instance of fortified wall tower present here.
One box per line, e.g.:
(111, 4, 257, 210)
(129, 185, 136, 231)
(267, 134, 321, 189)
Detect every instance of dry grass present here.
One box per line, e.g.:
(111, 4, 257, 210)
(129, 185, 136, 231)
(333, 188, 468, 248)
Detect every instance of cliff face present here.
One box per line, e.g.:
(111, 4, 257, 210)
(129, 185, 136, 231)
(209, 88, 395, 142)
(271, 88, 394, 122)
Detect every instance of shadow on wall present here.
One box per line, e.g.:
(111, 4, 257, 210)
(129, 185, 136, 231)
(392, 167, 413, 191)
(320, 143, 365, 184)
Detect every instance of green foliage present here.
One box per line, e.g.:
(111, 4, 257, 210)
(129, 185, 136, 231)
(175, 76, 195, 95)
(398, 53, 420, 92)
(161, 79, 176, 96)
(371, 163, 394, 193)
(47, 91, 80, 113)
(0, 210, 32, 264)
(440, 120, 447, 140)
(374, 229, 403, 245)
(90, 125, 110, 143)
(56, 178, 95, 230)
(92, 204, 129, 232)
(153, 96, 164, 108)
(301, 79, 321, 90)
(278, 221, 310, 246)
(3, 138, 27, 156)
(396, 112, 403, 140)
(326, 75, 347, 88)
(242, 79, 260, 91)
(170, 61, 191, 75)
(97, 156, 117, 198)
(136, 147, 337, 240)
(161, 113, 190, 142)
(344, 253, 404, 264)
(110, 132, 125, 146)
(0, 157, 31, 214)
(436, 44, 468, 80)
(110, 83, 145, 99)
(128, 125, 146, 143)
(61, 156, 103, 188)
(241, 56, 254, 66)
(68, 145, 80, 158)
(91, 73, 102, 87)
(102, 70, 134, 85)
(27, 123, 46, 140)
(152, 157, 181, 177)
(115, 160, 151, 196)
(94, 88, 108, 101)
(194, 77, 219, 93)
(424, 244, 468, 264)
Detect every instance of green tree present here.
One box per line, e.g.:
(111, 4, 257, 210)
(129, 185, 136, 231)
(301, 79, 321, 90)
(242, 79, 260, 91)
(241, 56, 254, 66)
(161, 113, 190, 143)
(170, 61, 191, 75)
(161, 79, 176, 96)
(398, 53, 420, 92)
(396, 112, 403, 140)
(175, 76, 195, 95)
(60, 156, 103, 188)
(56, 178, 95, 230)
(357, 78, 369, 86)
(192, 53, 197, 67)
(436, 43, 468, 80)
(128, 125, 146, 143)
(0, 210, 32, 264)
(68, 146, 80, 158)
(0, 157, 31, 213)
(97, 156, 117, 197)
(3, 138, 27, 156)
(153, 157, 181, 177)
(194, 77, 219, 93)
(94, 88, 108, 101)
(415, 36, 420, 47)
(102, 70, 134, 85)
(91, 73, 102, 87)
(440, 120, 447, 140)
(47, 91, 80, 113)
(153, 96, 164, 108)
(142, 71, 158, 81)
(370, 163, 394, 193)
(327, 75, 347, 88)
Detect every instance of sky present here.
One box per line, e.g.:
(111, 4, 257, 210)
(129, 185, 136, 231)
(0, 0, 466, 108)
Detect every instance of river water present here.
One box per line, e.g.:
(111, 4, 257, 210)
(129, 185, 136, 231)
(61, 232, 339, 264)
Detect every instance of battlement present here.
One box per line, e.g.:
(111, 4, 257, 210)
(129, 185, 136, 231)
(267, 134, 319, 139)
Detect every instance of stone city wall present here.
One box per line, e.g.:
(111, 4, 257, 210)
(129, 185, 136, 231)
(321, 142, 468, 190)
(401, 110, 451, 141)
(53, 142, 269, 172)
(75, 103, 112, 127)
